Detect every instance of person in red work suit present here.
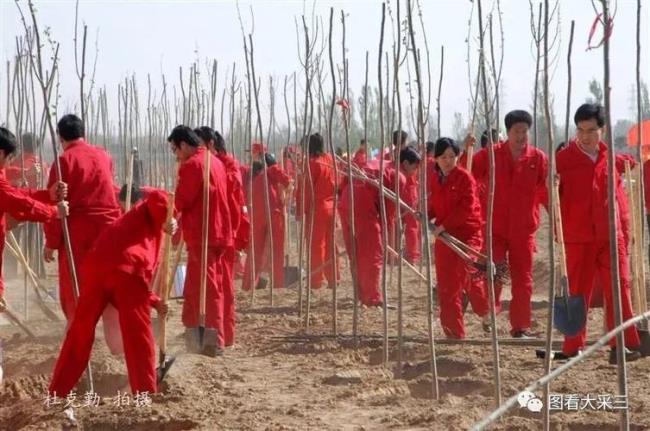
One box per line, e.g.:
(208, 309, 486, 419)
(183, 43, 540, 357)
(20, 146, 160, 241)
(471, 110, 548, 338)
(5, 133, 46, 188)
(40, 114, 121, 320)
(427, 138, 491, 339)
(338, 152, 406, 306)
(0, 127, 67, 311)
(48, 190, 174, 397)
(645, 157, 650, 264)
(556, 103, 641, 364)
(243, 153, 292, 291)
(169, 125, 232, 357)
(389, 144, 421, 264)
(295, 133, 340, 289)
(352, 139, 368, 167)
(195, 126, 249, 347)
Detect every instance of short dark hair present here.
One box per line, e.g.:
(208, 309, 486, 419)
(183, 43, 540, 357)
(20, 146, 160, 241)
(57, 114, 85, 141)
(425, 141, 435, 155)
(252, 160, 264, 177)
(167, 125, 200, 148)
(360, 139, 367, 146)
(0, 127, 17, 156)
(21, 133, 36, 153)
(118, 184, 143, 204)
(574, 103, 605, 128)
(556, 141, 567, 154)
(480, 129, 499, 148)
(392, 130, 408, 147)
(399, 145, 421, 165)
(308, 133, 324, 156)
(194, 126, 217, 146)
(434, 137, 460, 158)
(264, 152, 277, 167)
(504, 110, 533, 131)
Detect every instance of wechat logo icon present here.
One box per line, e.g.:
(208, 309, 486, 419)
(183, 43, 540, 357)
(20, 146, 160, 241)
(518, 390, 543, 413)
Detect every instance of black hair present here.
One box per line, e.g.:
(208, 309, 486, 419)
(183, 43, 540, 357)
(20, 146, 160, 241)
(434, 137, 460, 158)
(480, 128, 499, 148)
(118, 184, 143, 205)
(0, 127, 17, 156)
(214, 130, 226, 154)
(425, 141, 435, 155)
(399, 145, 421, 165)
(194, 126, 217, 147)
(308, 133, 324, 156)
(252, 160, 264, 177)
(265, 152, 277, 167)
(392, 130, 408, 147)
(167, 125, 200, 148)
(556, 141, 567, 154)
(504, 110, 533, 131)
(57, 114, 85, 141)
(21, 133, 36, 153)
(360, 139, 367, 146)
(335, 147, 344, 157)
(574, 103, 605, 128)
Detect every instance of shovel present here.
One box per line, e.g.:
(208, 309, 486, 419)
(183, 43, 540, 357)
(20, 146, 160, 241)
(552, 179, 586, 336)
(156, 192, 177, 384)
(198, 147, 211, 350)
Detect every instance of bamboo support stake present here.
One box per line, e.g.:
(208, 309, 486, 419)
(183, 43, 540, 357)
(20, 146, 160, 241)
(477, 0, 501, 407)
(600, 1, 630, 428)
(198, 141, 211, 348)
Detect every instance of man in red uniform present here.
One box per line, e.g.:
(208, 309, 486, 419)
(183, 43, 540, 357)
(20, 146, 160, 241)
(557, 103, 641, 363)
(196, 127, 249, 347)
(169, 125, 232, 357)
(0, 127, 66, 311)
(243, 153, 292, 291)
(352, 139, 368, 167)
(42, 114, 121, 320)
(391, 144, 421, 264)
(5, 133, 45, 188)
(295, 133, 340, 289)
(338, 149, 407, 306)
(472, 110, 548, 338)
(48, 190, 173, 397)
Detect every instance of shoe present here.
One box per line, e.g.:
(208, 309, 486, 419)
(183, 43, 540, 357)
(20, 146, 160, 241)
(609, 347, 642, 365)
(535, 349, 581, 360)
(512, 330, 534, 339)
(202, 345, 225, 358)
(481, 315, 491, 333)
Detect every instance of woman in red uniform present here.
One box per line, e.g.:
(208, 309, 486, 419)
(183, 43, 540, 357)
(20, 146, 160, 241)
(427, 137, 490, 339)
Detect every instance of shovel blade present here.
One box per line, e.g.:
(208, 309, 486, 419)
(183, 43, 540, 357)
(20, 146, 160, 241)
(637, 328, 650, 357)
(553, 296, 586, 337)
(156, 356, 176, 384)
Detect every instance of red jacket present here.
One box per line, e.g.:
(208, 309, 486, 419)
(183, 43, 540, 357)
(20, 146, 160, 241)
(0, 170, 57, 296)
(40, 139, 121, 250)
(175, 146, 232, 249)
(250, 165, 291, 225)
(82, 190, 169, 286)
(472, 142, 548, 239)
(352, 148, 367, 167)
(427, 165, 483, 241)
(643, 159, 650, 213)
(6, 152, 46, 188)
(218, 153, 250, 251)
(557, 141, 630, 244)
(296, 153, 338, 216)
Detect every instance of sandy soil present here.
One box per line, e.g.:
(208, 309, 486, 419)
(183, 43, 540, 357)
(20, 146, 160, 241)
(2, 222, 650, 430)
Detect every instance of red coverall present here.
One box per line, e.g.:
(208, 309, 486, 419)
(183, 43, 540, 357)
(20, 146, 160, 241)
(427, 165, 489, 338)
(6, 152, 46, 187)
(472, 142, 548, 335)
(217, 153, 249, 346)
(352, 148, 367, 167)
(40, 139, 121, 320)
(557, 141, 640, 355)
(243, 164, 291, 291)
(176, 146, 232, 349)
(338, 164, 402, 306)
(296, 153, 340, 288)
(0, 170, 58, 297)
(48, 191, 169, 397)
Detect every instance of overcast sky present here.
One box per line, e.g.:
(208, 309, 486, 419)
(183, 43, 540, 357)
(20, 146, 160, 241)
(1, 0, 649, 137)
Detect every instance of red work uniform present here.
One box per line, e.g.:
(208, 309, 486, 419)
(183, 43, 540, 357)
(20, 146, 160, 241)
(352, 147, 367, 167)
(0, 170, 58, 297)
(338, 164, 402, 306)
(41, 139, 121, 320)
(175, 146, 232, 349)
(49, 191, 170, 397)
(217, 152, 249, 347)
(472, 142, 548, 335)
(427, 165, 489, 338)
(243, 164, 291, 291)
(557, 141, 640, 355)
(6, 152, 46, 188)
(296, 153, 340, 288)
